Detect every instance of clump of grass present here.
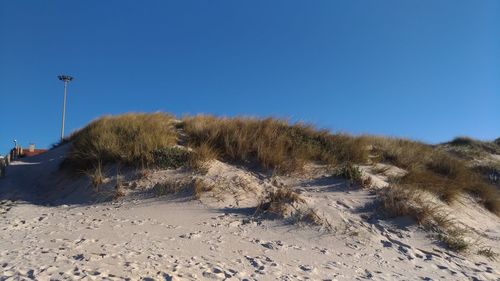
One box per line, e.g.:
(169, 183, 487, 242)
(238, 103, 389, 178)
(297, 208, 325, 226)
(187, 142, 219, 173)
(438, 231, 470, 252)
(477, 247, 498, 261)
(380, 185, 450, 228)
(381, 185, 473, 252)
(63, 113, 177, 171)
(193, 178, 214, 199)
(86, 162, 105, 191)
(152, 180, 188, 196)
(152, 147, 189, 169)
(335, 162, 371, 187)
(136, 169, 150, 179)
(181, 115, 368, 174)
(114, 182, 126, 199)
(114, 171, 126, 199)
(336, 162, 362, 181)
(257, 187, 330, 228)
(257, 187, 305, 217)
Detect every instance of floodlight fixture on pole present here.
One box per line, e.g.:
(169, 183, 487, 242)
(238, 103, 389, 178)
(58, 75, 74, 141)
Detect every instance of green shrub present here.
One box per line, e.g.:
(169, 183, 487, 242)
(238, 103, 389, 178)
(152, 180, 187, 196)
(336, 162, 361, 180)
(438, 231, 470, 252)
(152, 147, 189, 169)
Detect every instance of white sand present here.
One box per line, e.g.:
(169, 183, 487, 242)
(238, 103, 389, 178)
(1, 145, 499, 280)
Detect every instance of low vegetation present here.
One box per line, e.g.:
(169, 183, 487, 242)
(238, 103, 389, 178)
(61, 113, 500, 217)
(442, 137, 500, 159)
(86, 161, 105, 191)
(364, 136, 500, 214)
(335, 162, 371, 188)
(257, 187, 305, 217)
(380, 185, 471, 252)
(477, 247, 499, 261)
(62, 113, 177, 171)
(181, 115, 367, 173)
(152, 147, 189, 169)
(380, 185, 451, 229)
(152, 179, 189, 196)
(438, 231, 470, 252)
(439, 137, 500, 186)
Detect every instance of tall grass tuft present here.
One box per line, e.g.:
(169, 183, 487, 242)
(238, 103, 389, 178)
(62, 113, 177, 171)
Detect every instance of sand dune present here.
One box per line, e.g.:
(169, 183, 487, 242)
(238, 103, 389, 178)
(1, 145, 499, 280)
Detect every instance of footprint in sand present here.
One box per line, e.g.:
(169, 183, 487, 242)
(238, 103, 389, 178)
(179, 231, 202, 239)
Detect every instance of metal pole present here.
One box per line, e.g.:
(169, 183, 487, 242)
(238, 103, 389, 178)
(58, 74, 73, 141)
(61, 81, 67, 141)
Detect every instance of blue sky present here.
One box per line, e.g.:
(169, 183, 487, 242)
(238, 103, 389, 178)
(0, 1, 498, 153)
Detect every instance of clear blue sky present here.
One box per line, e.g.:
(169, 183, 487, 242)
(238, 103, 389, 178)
(1, 1, 498, 153)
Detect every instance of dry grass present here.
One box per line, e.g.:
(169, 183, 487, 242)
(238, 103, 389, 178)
(477, 247, 498, 261)
(380, 185, 472, 252)
(444, 137, 500, 157)
(181, 115, 368, 174)
(257, 187, 305, 217)
(86, 162, 105, 191)
(152, 179, 189, 196)
(257, 187, 331, 228)
(62, 113, 499, 216)
(114, 172, 126, 199)
(114, 183, 126, 199)
(297, 208, 326, 227)
(381, 185, 451, 229)
(187, 142, 219, 173)
(364, 136, 500, 214)
(438, 231, 470, 252)
(63, 113, 177, 171)
(439, 137, 500, 186)
(193, 178, 215, 199)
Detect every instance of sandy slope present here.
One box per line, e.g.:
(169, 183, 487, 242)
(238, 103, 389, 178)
(1, 147, 500, 280)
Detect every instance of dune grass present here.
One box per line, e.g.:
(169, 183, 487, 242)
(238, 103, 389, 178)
(62, 113, 177, 171)
(61, 113, 500, 216)
(362, 136, 500, 214)
(181, 115, 367, 173)
(380, 185, 473, 252)
(445, 137, 500, 156)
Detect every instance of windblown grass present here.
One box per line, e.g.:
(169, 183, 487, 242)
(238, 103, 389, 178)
(364, 136, 500, 214)
(381, 185, 452, 229)
(61, 113, 500, 216)
(62, 113, 177, 171)
(181, 115, 367, 173)
(380, 185, 471, 252)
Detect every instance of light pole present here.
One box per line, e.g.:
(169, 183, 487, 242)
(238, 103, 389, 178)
(58, 75, 73, 141)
